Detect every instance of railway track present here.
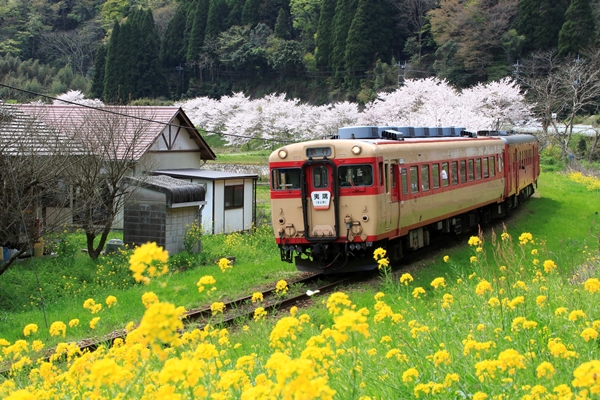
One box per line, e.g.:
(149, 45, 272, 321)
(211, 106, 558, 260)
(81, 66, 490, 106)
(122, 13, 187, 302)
(0, 270, 370, 376)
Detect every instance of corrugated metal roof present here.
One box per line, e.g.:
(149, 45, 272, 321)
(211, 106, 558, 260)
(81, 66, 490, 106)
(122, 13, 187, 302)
(13, 104, 215, 161)
(153, 168, 259, 180)
(123, 175, 206, 206)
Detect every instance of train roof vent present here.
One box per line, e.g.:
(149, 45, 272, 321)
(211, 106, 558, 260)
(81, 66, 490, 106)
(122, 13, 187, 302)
(337, 126, 381, 139)
(461, 130, 477, 138)
(429, 127, 441, 137)
(382, 129, 404, 141)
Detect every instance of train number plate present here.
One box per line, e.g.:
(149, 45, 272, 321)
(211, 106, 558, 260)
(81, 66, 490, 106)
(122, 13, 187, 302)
(311, 191, 331, 210)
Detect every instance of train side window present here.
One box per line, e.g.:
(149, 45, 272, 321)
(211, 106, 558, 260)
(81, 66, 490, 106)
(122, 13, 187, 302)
(460, 160, 466, 183)
(421, 165, 430, 191)
(432, 163, 440, 189)
(451, 161, 458, 185)
(498, 155, 503, 172)
(490, 157, 495, 177)
(385, 163, 390, 193)
(312, 165, 329, 188)
(483, 158, 489, 178)
(391, 164, 397, 189)
(410, 166, 419, 193)
(401, 168, 408, 195)
(271, 168, 301, 190)
(441, 162, 449, 187)
(475, 159, 481, 180)
(468, 160, 474, 181)
(379, 162, 384, 187)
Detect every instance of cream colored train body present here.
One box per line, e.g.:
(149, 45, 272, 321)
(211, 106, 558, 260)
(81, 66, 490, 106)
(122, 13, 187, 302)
(269, 126, 539, 273)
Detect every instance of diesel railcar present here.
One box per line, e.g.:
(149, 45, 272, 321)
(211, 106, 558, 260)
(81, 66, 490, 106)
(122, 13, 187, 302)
(269, 126, 539, 273)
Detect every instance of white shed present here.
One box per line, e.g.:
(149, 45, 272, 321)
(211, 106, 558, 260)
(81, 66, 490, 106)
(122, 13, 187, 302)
(153, 169, 258, 235)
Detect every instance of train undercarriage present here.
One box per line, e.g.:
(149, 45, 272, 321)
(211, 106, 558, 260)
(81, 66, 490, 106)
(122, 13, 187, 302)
(281, 184, 536, 274)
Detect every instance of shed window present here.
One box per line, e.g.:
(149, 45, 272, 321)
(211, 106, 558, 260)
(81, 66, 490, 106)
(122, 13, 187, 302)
(225, 185, 244, 209)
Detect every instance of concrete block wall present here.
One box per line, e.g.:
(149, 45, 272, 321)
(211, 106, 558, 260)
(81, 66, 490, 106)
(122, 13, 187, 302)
(165, 207, 199, 255)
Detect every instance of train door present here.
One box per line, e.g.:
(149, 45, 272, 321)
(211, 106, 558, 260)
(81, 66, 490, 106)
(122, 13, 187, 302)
(302, 162, 338, 241)
(388, 161, 400, 232)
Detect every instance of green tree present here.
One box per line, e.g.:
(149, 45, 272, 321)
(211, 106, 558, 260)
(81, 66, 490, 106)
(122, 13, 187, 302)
(187, 0, 210, 62)
(558, 0, 596, 57)
(315, 0, 336, 67)
(160, 2, 187, 67)
(90, 45, 106, 99)
(103, 20, 123, 103)
(329, 0, 358, 78)
(344, 0, 394, 86)
(274, 8, 291, 40)
(241, 0, 261, 26)
(226, 0, 244, 27)
(136, 9, 168, 98)
(205, 0, 229, 39)
(516, 0, 568, 54)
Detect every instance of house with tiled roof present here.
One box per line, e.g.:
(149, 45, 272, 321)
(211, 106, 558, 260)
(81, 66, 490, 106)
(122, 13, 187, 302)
(9, 104, 258, 244)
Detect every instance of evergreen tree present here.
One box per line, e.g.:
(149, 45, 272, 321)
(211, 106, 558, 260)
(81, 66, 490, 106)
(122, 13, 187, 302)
(226, 0, 244, 27)
(274, 8, 291, 40)
(90, 45, 106, 99)
(160, 3, 187, 67)
(241, 0, 261, 26)
(205, 0, 229, 39)
(187, 0, 210, 62)
(315, 0, 336, 68)
(517, 0, 568, 54)
(344, 0, 394, 86)
(103, 20, 122, 103)
(558, 0, 596, 57)
(136, 9, 168, 98)
(329, 0, 358, 78)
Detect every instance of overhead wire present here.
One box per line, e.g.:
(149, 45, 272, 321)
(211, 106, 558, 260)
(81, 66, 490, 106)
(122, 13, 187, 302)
(0, 82, 297, 144)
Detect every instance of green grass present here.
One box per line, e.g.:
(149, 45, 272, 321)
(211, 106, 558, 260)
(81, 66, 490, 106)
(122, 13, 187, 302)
(0, 225, 296, 346)
(1, 172, 597, 347)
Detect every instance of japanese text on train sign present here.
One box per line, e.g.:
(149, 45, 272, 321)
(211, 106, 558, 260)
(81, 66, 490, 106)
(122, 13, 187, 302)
(311, 191, 331, 210)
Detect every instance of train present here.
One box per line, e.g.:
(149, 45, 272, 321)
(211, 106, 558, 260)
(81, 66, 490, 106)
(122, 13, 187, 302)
(269, 126, 539, 274)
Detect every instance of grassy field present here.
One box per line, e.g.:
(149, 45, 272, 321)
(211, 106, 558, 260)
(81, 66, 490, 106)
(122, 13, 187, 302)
(1, 171, 599, 398)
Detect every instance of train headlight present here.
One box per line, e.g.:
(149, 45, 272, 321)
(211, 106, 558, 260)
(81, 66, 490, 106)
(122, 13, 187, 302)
(351, 145, 362, 155)
(278, 149, 288, 159)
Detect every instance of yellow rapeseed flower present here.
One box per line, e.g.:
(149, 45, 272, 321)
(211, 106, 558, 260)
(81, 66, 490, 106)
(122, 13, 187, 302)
(105, 295, 117, 308)
(580, 327, 599, 342)
(129, 242, 169, 284)
(251, 292, 263, 303)
(518, 232, 533, 245)
(475, 280, 493, 295)
(141, 292, 159, 308)
(468, 236, 482, 246)
(89, 317, 100, 330)
(211, 302, 225, 315)
(400, 273, 413, 285)
(275, 280, 288, 294)
(543, 260, 557, 273)
(49, 321, 66, 338)
(443, 255, 450, 262)
(373, 247, 387, 260)
(572, 360, 600, 393)
(218, 257, 233, 273)
(254, 307, 267, 321)
(430, 277, 446, 289)
(23, 324, 38, 337)
(402, 367, 419, 383)
(197, 275, 216, 292)
(68, 319, 79, 328)
(412, 287, 426, 299)
(584, 278, 600, 293)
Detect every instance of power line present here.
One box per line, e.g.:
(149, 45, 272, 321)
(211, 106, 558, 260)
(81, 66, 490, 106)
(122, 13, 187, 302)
(0, 82, 296, 144)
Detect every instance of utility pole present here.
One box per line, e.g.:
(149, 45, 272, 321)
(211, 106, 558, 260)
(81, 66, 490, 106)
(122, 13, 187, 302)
(513, 59, 520, 81)
(176, 64, 184, 98)
(397, 61, 407, 87)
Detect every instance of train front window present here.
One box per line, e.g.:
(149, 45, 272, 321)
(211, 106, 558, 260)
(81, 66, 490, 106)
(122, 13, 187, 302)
(338, 165, 373, 187)
(312, 166, 329, 188)
(271, 168, 301, 190)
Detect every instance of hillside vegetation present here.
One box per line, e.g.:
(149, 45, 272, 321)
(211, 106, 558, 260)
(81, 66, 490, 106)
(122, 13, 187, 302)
(1, 0, 599, 103)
